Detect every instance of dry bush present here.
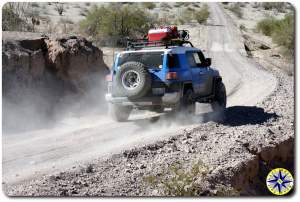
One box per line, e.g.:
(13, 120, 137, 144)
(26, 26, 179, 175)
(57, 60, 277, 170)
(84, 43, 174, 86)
(261, 2, 287, 13)
(54, 2, 65, 16)
(160, 2, 172, 10)
(256, 13, 294, 58)
(31, 2, 40, 8)
(239, 24, 247, 31)
(2, 2, 41, 32)
(144, 161, 239, 196)
(228, 3, 243, 18)
(195, 4, 210, 24)
(142, 2, 156, 10)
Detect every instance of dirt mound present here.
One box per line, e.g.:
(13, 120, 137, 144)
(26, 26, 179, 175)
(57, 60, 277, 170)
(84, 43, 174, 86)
(2, 32, 109, 133)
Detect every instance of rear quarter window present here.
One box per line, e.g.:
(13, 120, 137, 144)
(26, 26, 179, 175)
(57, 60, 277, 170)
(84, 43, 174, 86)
(167, 54, 180, 68)
(118, 52, 164, 69)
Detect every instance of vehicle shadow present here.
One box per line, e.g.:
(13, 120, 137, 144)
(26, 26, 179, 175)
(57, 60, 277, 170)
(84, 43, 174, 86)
(131, 105, 278, 129)
(220, 106, 278, 126)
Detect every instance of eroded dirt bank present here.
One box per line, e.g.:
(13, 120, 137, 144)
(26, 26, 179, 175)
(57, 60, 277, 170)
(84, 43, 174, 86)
(2, 32, 109, 133)
(4, 65, 294, 196)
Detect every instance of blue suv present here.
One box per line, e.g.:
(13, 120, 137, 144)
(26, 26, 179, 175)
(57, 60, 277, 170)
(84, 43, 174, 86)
(105, 41, 226, 122)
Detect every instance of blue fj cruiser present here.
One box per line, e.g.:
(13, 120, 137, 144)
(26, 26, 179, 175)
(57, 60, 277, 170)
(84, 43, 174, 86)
(105, 40, 226, 122)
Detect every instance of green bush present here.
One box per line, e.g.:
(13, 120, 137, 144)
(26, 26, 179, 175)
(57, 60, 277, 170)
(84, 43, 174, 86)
(257, 14, 294, 57)
(228, 4, 243, 18)
(142, 2, 156, 10)
(144, 161, 239, 196)
(80, 4, 154, 45)
(195, 4, 210, 24)
(256, 17, 278, 36)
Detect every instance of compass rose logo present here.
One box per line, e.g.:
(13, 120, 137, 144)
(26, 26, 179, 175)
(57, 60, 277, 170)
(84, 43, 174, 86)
(266, 168, 294, 195)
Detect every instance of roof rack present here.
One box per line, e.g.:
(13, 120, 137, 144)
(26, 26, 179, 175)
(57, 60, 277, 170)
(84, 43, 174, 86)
(126, 39, 194, 50)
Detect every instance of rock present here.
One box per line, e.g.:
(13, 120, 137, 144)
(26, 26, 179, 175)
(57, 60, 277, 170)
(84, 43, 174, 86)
(243, 34, 271, 51)
(139, 164, 146, 169)
(2, 32, 109, 133)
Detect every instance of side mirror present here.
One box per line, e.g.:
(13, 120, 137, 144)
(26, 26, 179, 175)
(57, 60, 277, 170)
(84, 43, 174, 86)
(205, 58, 211, 66)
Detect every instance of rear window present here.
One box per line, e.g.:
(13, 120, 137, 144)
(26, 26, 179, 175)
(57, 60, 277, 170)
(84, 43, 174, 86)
(117, 52, 164, 69)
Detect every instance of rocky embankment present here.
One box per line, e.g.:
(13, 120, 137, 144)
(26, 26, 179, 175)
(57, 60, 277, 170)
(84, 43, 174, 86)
(4, 62, 294, 196)
(2, 32, 109, 133)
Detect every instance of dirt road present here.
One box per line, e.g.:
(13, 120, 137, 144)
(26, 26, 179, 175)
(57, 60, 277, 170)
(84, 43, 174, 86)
(2, 3, 277, 185)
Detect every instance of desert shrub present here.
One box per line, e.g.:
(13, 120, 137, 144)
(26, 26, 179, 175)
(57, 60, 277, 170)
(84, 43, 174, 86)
(54, 2, 65, 16)
(187, 7, 195, 12)
(31, 2, 39, 8)
(237, 2, 246, 7)
(192, 3, 200, 8)
(252, 2, 260, 9)
(2, 3, 28, 31)
(142, 2, 156, 10)
(257, 13, 294, 57)
(256, 17, 278, 36)
(174, 2, 184, 7)
(2, 2, 41, 31)
(80, 4, 154, 46)
(195, 4, 210, 24)
(261, 2, 286, 12)
(176, 8, 193, 25)
(25, 8, 40, 31)
(160, 2, 172, 10)
(239, 24, 247, 31)
(144, 161, 239, 196)
(228, 3, 243, 18)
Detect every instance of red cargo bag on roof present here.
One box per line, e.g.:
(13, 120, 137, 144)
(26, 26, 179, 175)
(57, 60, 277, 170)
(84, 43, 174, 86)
(148, 26, 179, 41)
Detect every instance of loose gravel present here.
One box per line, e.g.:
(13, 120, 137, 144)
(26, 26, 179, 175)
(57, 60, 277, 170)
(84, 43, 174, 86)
(4, 65, 294, 196)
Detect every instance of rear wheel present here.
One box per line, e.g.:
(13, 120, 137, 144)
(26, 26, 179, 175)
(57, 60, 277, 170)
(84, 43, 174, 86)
(109, 103, 132, 122)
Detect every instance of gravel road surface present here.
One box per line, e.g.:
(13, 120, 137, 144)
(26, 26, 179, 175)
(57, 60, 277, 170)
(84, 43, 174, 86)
(4, 4, 291, 196)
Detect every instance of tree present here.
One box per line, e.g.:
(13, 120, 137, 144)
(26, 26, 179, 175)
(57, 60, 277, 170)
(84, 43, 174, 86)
(80, 3, 155, 45)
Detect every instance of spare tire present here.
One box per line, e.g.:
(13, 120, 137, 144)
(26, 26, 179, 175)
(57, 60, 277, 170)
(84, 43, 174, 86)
(113, 62, 151, 99)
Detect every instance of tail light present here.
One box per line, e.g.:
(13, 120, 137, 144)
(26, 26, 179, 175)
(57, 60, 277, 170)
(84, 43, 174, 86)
(105, 74, 112, 82)
(166, 72, 178, 80)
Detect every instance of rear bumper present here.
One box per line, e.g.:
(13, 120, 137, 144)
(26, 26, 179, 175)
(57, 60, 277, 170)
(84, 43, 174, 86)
(105, 92, 180, 107)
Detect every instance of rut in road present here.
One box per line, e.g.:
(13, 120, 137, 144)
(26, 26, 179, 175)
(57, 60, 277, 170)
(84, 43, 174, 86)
(2, 3, 277, 185)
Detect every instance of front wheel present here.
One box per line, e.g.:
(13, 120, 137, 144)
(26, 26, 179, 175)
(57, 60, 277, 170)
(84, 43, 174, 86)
(181, 89, 196, 115)
(211, 81, 227, 111)
(109, 103, 132, 122)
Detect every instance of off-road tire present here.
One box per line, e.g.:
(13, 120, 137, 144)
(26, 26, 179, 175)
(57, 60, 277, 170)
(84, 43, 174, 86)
(109, 103, 132, 122)
(179, 88, 196, 115)
(113, 62, 151, 99)
(212, 81, 227, 112)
